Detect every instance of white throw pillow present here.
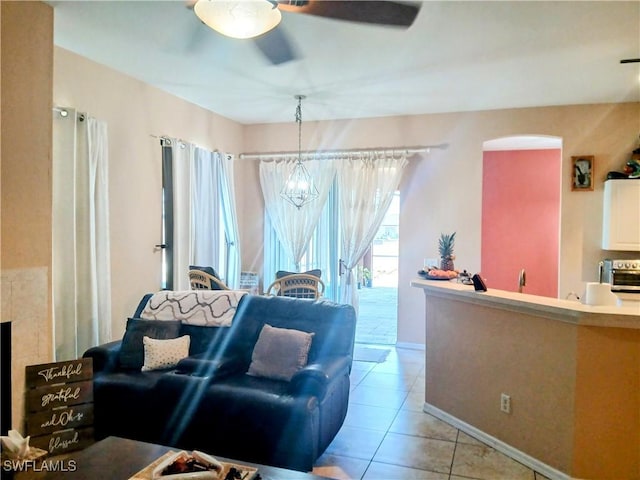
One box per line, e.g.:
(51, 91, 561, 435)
(141, 335, 190, 372)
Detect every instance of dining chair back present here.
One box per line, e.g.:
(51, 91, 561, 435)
(266, 273, 325, 299)
(188, 269, 230, 290)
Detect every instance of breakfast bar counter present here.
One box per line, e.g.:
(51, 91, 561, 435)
(411, 278, 640, 328)
(411, 279, 640, 480)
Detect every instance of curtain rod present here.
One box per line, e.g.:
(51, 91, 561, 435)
(149, 134, 221, 153)
(238, 144, 448, 161)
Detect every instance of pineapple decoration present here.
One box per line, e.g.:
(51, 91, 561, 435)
(438, 232, 456, 271)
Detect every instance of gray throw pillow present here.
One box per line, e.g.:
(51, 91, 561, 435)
(247, 324, 314, 381)
(118, 318, 182, 370)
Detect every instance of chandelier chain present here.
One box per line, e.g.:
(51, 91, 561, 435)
(296, 96, 302, 161)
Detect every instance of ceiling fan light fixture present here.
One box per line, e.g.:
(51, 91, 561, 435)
(194, 0, 281, 39)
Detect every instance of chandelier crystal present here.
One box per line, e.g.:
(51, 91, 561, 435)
(281, 95, 319, 209)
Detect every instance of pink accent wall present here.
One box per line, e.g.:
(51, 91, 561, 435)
(481, 149, 561, 297)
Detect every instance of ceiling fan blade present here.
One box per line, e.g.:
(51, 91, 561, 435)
(278, 1, 421, 28)
(620, 58, 640, 63)
(179, 1, 214, 53)
(254, 27, 298, 65)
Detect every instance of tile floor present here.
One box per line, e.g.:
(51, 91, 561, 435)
(312, 346, 550, 480)
(356, 287, 397, 345)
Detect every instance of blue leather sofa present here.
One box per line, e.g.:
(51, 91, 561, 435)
(83, 293, 356, 472)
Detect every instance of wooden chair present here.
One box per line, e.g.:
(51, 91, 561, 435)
(266, 273, 325, 299)
(188, 269, 230, 290)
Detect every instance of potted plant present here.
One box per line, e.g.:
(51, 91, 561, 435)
(357, 265, 372, 288)
(362, 267, 372, 288)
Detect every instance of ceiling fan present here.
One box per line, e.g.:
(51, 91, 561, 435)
(190, 0, 421, 65)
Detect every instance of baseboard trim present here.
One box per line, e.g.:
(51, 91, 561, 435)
(423, 403, 573, 480)
(394, 341, 425, 351)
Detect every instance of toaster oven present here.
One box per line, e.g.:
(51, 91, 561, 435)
(602, 259, 640, 293)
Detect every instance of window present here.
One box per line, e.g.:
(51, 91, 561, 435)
(161, 141, 240, 290)
(161, 142, 174, 290)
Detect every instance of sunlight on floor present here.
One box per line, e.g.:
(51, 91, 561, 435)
(356, 286, 397, 345)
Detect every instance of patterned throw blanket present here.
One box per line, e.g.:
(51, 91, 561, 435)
(140, 290, 247, 327)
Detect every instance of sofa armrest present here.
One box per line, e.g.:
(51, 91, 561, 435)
(289, 356, 351, 399)
(83, 340, 122, 373)
(176, 353, 246, 379)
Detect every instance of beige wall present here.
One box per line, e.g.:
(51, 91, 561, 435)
(1, 2, 53, 270)
(242, 103, 640, 346)
(1, 1, 54, 430)
(53, 47, 244, 337)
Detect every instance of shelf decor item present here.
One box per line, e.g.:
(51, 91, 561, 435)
(438, 232, 456, 271)
(571, 155, 594, 191)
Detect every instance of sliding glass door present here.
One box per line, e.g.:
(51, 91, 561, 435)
(264, 179, 341, 300)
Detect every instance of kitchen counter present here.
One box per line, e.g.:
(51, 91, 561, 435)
(412, 277, 640, 479)
(410, 278, 640, 328)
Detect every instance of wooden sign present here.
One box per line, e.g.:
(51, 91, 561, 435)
(29, 427, 95, 456)
(26, 403, 94, 436)
(25, 358, 94, 456)
(26, 358, 92, 389)
(26, 380, 93, 412)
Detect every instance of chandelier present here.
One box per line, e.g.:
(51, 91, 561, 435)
(193, 0, 281, 40)
(280, 95, 319, 209)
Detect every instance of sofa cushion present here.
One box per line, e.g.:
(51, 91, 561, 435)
(119, 318, 182, 370)
(92, 370, 168, 442)
(231, 295, 356, 365)
(141, 335, 190, 371)
(247, 324, 314, 381)
(180, 324, 228, 356)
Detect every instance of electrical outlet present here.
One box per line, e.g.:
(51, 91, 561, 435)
(500, 393, 511, 413)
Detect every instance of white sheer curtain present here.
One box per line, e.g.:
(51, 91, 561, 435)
(53, 109, 112, 361)
(172, 140, 195, 291)
(259, 157, 336, 270)
(190, 147, 221, 278)
(338, 152, 408, 311)
(170, 143, 240, 289)
(218, 153, 241, 288)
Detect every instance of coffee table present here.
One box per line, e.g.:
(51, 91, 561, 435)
(11, 436, 331, 479)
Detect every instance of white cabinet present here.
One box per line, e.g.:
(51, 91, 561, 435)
(602, 180, 640, 251)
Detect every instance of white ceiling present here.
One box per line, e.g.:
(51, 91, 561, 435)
(49, 1, 640, 125)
